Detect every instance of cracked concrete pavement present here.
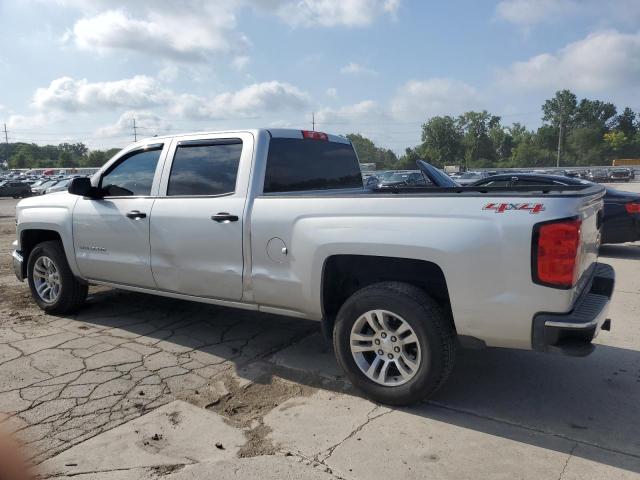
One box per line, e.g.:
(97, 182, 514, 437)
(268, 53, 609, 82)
(1, 191, 640, 479)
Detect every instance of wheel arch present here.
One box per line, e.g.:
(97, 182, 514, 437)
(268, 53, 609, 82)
(19, 229, 73, 279)
(320, 255, 453, 340)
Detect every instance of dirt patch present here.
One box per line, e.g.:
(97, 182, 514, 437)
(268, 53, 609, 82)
(209, 375, 313, 458)
(1, 284, 35, 311)
(150, 464, 185, 477)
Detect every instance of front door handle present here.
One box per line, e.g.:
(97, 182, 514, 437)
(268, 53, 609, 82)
(126, 210, 147, 219)
(211, 212, 239, 223)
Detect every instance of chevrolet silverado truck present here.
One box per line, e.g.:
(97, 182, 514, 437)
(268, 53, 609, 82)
(11, 129, 615, 405)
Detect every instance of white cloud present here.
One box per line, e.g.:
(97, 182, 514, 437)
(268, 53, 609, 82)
(325, 87, 338, 99)
(32, 75, 170, 112)
(273, 0, 400, 27)
(391, 79, 481, 120)
(95, 110, 171, 138)
(496, 0, 640, 28)
(172, 81, 311, 119)
(232, 55, 251, 71)
(67, 8, 244, 62)
(340, 62, 377, 75)
(52, 0, 398, 63)
(316, 100, 384, 124)
(496, 0, 576, 27)
(6, 113, 55, 130)
(498, 30, 640, 91)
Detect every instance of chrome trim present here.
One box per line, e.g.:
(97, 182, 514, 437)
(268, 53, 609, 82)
(545, 319, 599, 329)
(544, 302, 609, 331)
(12, 250, 23, 263)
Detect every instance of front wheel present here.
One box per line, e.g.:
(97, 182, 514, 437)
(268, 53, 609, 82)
(333, 282, 456, 406)
(27, 240, 88, 314)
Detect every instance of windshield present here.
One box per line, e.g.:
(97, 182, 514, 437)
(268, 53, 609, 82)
(387, 173, 411, 182)
(460, 172, 481, 179)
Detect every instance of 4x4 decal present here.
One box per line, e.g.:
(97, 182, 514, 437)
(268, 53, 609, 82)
(483, 203, 545, 214)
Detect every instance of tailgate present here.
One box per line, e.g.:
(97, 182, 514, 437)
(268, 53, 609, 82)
(573, 189, 605, 296)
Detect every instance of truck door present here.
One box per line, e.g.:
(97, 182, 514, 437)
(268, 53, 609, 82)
(72, 143, 168, 288)
(149, 132, 253, 301)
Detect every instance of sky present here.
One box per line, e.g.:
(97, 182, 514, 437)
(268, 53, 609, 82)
(1, 0, 639, 154)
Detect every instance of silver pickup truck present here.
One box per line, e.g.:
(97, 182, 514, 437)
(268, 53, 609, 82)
(11, 129, 615, 405)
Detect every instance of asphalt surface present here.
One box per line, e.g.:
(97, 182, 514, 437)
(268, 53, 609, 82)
(0, 185, 639, 479)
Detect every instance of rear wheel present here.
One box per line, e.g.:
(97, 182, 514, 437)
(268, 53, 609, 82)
(27, 241, 88, 314)
(333, 282, 456, 405)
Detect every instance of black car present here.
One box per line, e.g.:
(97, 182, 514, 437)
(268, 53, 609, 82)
(587, 168, 609, 182)
(608, 167, 633, 182)
(377, 171, 429, 188)
(470, 174, 640, 244)
(0, 181, 31, 198)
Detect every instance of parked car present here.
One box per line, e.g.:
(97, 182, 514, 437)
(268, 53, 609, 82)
(0, 181, 31, 198)
(12, 128, 613, 405)
(587, 169, 609, 182)
(455, 171, 489, 186)
(45, 178, 72, 194)
(470, 173, 640, 244)
(32, 180, 59, 195)
(363, 175, 379, 188)
(608, 168, 633, 182)
(377, 170, 429, 188)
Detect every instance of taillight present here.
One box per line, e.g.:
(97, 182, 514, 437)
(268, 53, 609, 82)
(625, 202, 640, 214)
(532, 218, 582, 289)
(301, 130, 328, 141)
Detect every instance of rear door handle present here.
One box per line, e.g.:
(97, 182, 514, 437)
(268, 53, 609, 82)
(126, 210, 147, 219)
(211, 212, 239, 223)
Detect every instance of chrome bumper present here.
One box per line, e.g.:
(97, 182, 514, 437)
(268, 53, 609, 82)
(532, 263, 615, 357)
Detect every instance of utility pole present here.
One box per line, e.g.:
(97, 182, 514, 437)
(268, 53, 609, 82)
(556, 98, 563, 168)
(133, 118, 138, 142)
(556, 119, 563, 168)
(2, 124, 7, 166)
(312, 112, 315, 131)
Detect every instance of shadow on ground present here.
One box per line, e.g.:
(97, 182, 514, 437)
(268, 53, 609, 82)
(53, 286, 640, 474)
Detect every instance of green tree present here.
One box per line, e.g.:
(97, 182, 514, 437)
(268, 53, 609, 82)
(457, 111, 500, 168)
(615, 107, 637, 139)
(542, 89, 578, 166)
(346, 133, 398, 169)
(420, 116, 463, 167)
(8, 151, 28, 169)
(603, 131, 629, 152)
(574, 99, 617, 130)
(542, 90, 578, 127)
(58, 151, 77, 168)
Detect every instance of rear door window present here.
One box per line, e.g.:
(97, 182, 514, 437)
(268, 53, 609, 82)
(264, 138, 362, 193)
(167, 140, 242, 196)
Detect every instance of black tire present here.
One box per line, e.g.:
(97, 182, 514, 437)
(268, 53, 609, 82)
(333, 282, 456, 406)
(27, 240, 88, 314)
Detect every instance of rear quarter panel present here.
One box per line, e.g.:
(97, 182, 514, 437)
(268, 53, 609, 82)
(250, 192, 603, 349)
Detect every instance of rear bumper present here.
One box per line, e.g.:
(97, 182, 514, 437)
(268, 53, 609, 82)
(12, 250, 24, 282)
(532, 263, 614, 357)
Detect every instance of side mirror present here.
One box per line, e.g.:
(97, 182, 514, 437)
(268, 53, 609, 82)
(68, 177, 101, 198)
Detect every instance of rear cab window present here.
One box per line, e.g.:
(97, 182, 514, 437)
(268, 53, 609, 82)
(263, 135, 362, 193)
